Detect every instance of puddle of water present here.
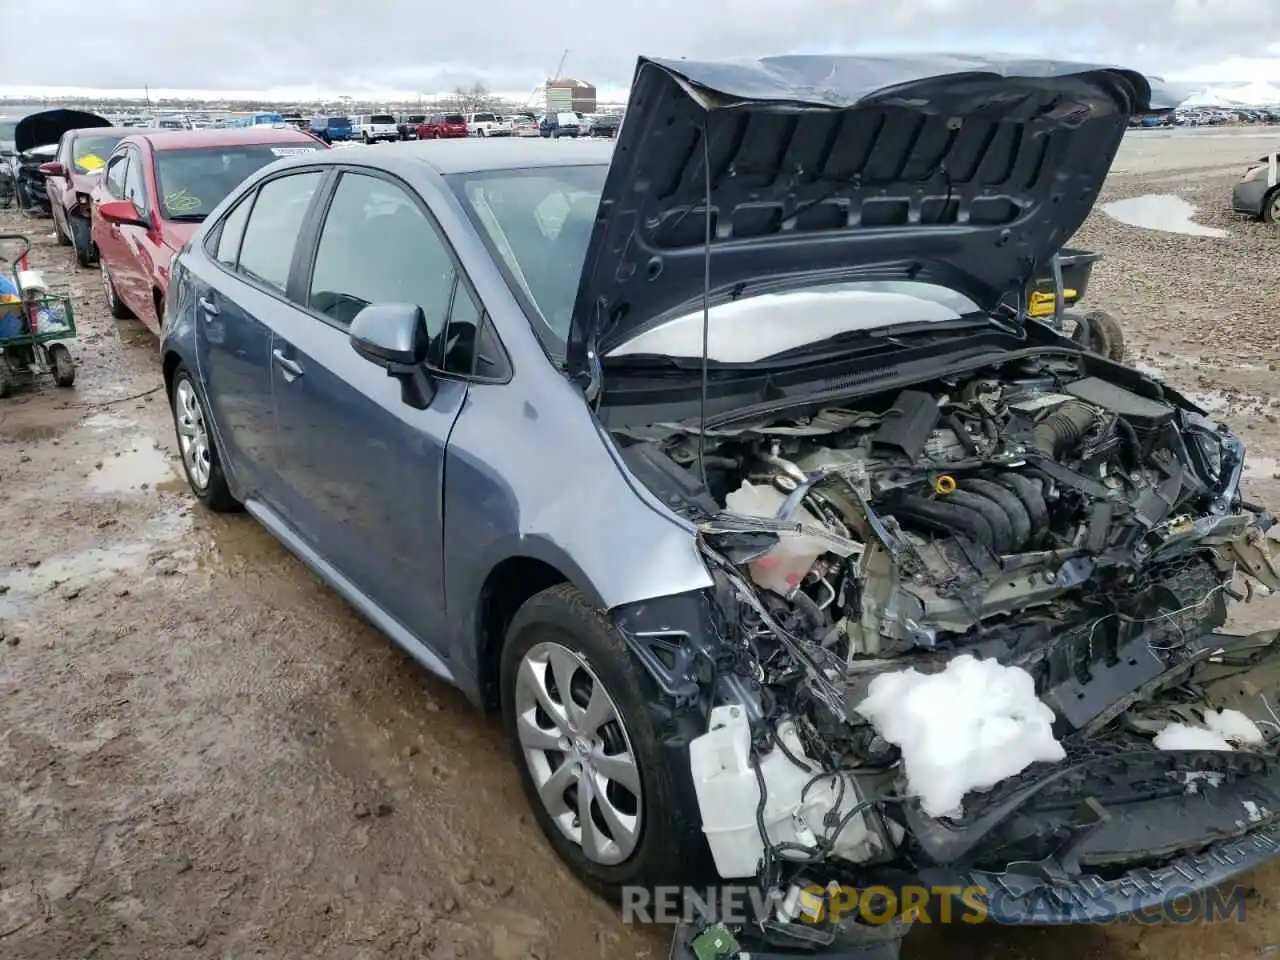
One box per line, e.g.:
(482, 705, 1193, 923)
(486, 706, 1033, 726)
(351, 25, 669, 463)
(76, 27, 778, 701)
(81, 411, 137, 431)
(0, 510, 195, 617)
(1102, 194, 1229, 238)
(87, 439, 182, 494)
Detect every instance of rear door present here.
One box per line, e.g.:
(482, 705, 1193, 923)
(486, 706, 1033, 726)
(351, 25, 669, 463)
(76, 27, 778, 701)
(191, 169, 328, 500)
(269, 168, 469, 648)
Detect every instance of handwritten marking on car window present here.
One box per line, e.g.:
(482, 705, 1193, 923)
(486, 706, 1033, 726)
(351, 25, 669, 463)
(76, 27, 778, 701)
(164, 190, 203, 213)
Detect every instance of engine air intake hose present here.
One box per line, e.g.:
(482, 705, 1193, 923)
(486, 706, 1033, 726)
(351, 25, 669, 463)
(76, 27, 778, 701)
(1031, 401, 1095, 458)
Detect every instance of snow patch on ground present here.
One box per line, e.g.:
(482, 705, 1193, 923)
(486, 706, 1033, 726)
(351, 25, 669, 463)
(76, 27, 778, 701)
(855, 655, 1065, 819)
(1203, 709, 1265, 745)
(1154, 723, 1234, 751)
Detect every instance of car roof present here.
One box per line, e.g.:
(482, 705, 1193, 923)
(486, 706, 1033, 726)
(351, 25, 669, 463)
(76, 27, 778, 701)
(124, 127, 321, 152)
(396, 138, 613, 174)
(70, 127, 137, 139)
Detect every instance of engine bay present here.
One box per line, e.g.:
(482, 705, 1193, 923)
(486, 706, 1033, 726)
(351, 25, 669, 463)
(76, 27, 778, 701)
(615, 349, 1280, 889)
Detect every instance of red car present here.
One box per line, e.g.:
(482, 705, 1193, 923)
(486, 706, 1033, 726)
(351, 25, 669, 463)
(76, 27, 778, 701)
(91, 126, 328, 334)
(38, 125, 131, 268)
(415, 113, 468, 139)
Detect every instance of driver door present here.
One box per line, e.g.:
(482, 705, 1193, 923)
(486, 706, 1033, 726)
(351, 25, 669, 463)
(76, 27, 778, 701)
(110, 145, 152, 317)
(269, 169, 469, 650)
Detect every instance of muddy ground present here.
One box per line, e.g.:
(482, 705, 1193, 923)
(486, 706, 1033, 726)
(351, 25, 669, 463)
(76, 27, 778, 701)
(2, 126, 1280, 960)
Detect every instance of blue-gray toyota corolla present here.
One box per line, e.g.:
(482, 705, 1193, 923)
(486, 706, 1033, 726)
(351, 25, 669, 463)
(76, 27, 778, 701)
(158, 54, 1280, 959)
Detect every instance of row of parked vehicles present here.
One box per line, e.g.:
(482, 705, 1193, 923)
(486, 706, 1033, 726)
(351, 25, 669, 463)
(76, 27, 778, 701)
(307, 111, 621, 142)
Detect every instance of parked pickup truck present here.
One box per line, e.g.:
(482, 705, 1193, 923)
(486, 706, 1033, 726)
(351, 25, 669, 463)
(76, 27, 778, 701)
(397, 115, 427, 140)
(353, 114, 399, 143)
(466, 112, 513, 137)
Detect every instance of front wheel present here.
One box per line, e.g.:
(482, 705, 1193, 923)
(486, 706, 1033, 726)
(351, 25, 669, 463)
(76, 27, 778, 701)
(500, 584, 706, 900)
(1263, 187, 1280, 223)
(170, 367, 241, 512)
(53, 206, 71, 245)
(100, 259, 132, 319)
(70, 217, 94, 267)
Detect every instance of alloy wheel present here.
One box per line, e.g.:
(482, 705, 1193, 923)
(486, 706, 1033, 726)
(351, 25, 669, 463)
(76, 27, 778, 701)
(1270, 192, 1280, 223)
(100, 259, 112, 303)
(513, 640, 642, 865)
(174, 379, 212, 491)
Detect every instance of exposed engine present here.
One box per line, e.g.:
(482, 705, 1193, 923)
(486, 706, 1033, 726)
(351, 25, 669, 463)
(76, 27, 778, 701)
(616, 353, 1280, 880)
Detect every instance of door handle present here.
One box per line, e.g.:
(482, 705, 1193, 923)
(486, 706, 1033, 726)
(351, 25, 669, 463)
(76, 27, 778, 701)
(272, 348, 305, 379)
(197, 295, 219, 316)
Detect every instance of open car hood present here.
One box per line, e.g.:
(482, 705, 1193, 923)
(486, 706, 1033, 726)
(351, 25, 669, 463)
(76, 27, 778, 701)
(15, 109, 110, 154)
(566, 54, 1185, 383)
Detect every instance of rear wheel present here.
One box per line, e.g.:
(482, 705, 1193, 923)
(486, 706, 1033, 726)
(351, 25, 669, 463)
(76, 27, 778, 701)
(100, 259, 132, 319)
(170, 367, 240, 512)
(0, 358, 11, 398)
(500, 584, 705, 900)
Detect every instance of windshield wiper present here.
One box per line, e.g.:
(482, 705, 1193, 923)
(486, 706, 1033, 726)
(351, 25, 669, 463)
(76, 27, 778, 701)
(601, 353, 738, 372)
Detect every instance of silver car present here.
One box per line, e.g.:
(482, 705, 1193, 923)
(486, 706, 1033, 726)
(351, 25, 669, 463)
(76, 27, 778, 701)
(158, 54, 1280, 959)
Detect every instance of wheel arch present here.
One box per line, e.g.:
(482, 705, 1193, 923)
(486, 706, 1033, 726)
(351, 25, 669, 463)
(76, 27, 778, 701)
(475, 555, 570, 711)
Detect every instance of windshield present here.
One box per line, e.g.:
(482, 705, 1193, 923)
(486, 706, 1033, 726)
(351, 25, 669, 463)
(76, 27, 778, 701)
(71, 135, 121, 172)
(448, 164, 607, 347)
(371, 114, 395, 124)
(154, 143, 320, 220)
(449, 163, 983, 361)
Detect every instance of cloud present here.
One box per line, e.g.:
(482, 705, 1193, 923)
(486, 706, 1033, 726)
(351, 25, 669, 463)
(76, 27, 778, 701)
(3, 0, 1279, 96)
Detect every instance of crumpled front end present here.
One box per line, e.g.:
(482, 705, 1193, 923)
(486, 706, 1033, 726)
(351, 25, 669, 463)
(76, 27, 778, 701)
(612, 348, 1280, 957)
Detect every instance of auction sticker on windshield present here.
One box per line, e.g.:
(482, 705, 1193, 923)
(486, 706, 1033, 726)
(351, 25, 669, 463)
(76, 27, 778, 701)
(270, 147, 319, 156)
(76, 154, 105, 172)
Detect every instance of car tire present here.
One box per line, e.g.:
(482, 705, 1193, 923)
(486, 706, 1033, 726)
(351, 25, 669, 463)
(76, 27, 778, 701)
(0, 358, 11, 399)
(1263, 188, 1280, 224)
(169, 366, 241, 513)
(48, 343, 75, 387)
(70, 218, 94, 268)
(53, 207, 71, 246)
(100, 260, 133, 319)
(500, 583, 707, 901)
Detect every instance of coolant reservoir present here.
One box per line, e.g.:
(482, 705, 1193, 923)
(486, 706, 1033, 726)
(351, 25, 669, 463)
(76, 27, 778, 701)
(724, 481, 829, 596)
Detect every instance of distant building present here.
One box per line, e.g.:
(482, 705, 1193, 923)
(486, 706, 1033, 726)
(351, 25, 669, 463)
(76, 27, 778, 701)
(546, 78, 596, 114)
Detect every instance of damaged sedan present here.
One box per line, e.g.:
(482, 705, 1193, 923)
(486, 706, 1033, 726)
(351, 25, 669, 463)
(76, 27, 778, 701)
(159, 53, 1280, 960)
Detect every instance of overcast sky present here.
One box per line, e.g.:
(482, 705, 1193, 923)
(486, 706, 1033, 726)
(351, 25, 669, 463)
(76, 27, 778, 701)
(3, 0, 1280, 98)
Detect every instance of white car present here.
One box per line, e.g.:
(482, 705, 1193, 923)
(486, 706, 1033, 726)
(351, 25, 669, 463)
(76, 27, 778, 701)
(466, 112, 513, 137)
(505, 115, 540, 137)
(353, 114, 400, 143)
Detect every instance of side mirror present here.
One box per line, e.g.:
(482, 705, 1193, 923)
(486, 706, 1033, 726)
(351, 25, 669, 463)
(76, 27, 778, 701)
(349, 303, 436, 409)
(98, 199, 149, 228)
(38, 161, 65, 177)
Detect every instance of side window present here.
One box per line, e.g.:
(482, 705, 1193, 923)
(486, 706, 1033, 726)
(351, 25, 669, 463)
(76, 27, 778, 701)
(104, 154, 128, 199)
(214, 193, 253, 267)
(123, 149, 149, 214)
(306, 173, 455, 347)
(236, 171, 324, 292)
(443, 281, 481, 375)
